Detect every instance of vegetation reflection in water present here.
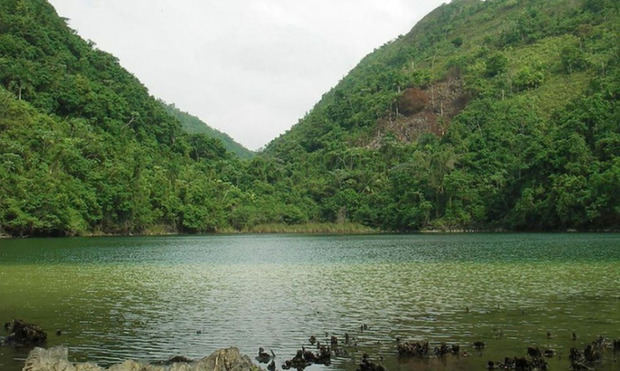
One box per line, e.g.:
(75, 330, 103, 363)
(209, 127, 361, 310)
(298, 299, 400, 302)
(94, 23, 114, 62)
(0, 234, 619, 370)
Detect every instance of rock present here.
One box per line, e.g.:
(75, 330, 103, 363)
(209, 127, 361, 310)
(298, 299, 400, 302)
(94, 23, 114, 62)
(255, 347, 271, 364)
(107, 360, 159, 371)
(570, 347, 584, 362)
(356, 353, 385, 371)
(493, 355, 547, 371)
(570, 362, 592, 371)
(397, 341, 429, 357)
(152, 356, 194, 366)
(527, 346, 542, 358)
(282, 350, 309, 370)
(314, 345, 331, 365)
(569, 347, 595, 370)
(23, 347, 103, 371)
(501, 357, 515, 369)
(23, 346, 262, 371)
(4, 319, 47, 346)
(433, 343, 449, 357)
(168, 356, 192, 364)
(514, 357, 529, 370)
(451, 344, 460, 354)
(301, 348, 316, 363)
(530, 356, 548, 370)
(583, 344, 600, 363)
(592, 336, 606, 349)
(196, 348, 261, 371)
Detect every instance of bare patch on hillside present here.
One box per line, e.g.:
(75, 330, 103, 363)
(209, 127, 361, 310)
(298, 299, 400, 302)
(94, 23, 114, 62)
(368, 76, 469, 148)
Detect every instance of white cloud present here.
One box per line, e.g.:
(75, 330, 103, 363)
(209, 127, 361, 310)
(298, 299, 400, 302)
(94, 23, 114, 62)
(48, 0, 446, 150)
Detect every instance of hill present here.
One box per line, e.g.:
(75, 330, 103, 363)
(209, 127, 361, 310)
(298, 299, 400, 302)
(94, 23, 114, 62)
(0, 0, 617, 236)
(0, 0, 300, 236)
(265, 0, 619, 231)
(162, 102, 254, 158)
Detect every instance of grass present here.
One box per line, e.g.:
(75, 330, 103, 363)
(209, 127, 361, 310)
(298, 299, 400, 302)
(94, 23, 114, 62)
(74, 223, 378, 238)
(241, 222, 377, 234)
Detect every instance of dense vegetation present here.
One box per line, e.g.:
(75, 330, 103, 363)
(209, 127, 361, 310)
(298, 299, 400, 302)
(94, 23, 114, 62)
(0, 0, 306, 236)
(0, 0, 618, 236)
(162, 103, 254, 159)
(265, 0, 619, 231)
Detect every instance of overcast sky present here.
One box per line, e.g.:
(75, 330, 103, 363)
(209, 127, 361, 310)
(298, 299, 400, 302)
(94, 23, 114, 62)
(48, 0, 446, 150)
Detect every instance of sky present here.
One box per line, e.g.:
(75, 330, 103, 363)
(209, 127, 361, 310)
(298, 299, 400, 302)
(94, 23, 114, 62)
(48, 0, 447, 150)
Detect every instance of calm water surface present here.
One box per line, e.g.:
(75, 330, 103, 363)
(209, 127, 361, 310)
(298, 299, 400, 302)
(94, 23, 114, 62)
(0, 234, 619, 370)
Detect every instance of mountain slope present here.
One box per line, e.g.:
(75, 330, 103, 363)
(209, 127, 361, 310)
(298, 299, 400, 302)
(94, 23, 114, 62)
(162, 102, 254, 158)
(264, 0, 619, 230)
(0, 0, 297, 236)
(0, 0, 617, 236)
(0, 0, 224, 236)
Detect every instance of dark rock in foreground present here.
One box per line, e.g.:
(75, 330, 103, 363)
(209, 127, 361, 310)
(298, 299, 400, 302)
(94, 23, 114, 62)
(152, 355, 194, 366)
(2, 320, 47, 346)
(23, 346, 263, 371)
(397, 340, 461, 359)
(357, 353, 385, 371)
(397, 341, 430, 357)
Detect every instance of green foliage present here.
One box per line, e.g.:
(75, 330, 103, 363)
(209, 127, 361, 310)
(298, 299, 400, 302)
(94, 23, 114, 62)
(162, 102, 254, 159)
(485, 52, 509, 77)
(513, 65, 545, 91)
(561, 45, 589, 73)
(0, 0, 291, 236)
(1, 0, 618, 236)
(264, 0, 620, 232)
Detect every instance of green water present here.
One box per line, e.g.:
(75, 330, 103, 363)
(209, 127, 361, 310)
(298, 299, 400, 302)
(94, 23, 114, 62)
(0, 234, 619, 370)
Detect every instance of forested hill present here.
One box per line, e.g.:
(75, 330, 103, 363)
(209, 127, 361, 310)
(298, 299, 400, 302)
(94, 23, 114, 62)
(162, 103, 254, 159)
(0, 0, 618, 237)
(265, 0, 619, 231)
(0, 0, 304, 237)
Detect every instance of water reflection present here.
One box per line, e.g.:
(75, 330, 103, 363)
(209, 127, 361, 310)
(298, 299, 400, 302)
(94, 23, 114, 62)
(0, 234, 619, 370)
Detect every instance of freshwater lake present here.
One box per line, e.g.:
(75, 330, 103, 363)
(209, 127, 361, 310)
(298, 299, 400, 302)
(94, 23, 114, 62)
(1, 234, 619, 370)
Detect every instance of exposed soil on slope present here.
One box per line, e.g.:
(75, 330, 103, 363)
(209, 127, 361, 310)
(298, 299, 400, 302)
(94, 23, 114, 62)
(368, 75, 469, 148)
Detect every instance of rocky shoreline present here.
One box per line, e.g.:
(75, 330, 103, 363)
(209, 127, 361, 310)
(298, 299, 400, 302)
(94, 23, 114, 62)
(18, 337, 620, 371)
(4, 320, 620, 371)
(23, 346, 262, 371)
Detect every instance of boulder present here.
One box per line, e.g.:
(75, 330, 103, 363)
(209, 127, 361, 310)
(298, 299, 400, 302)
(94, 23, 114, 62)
(5, 320, 47, 346)
(23, 347, 102, 371)
(23, 346, 262, 371)
(397, 341, 430, 357)
(195, 348, 261, 371)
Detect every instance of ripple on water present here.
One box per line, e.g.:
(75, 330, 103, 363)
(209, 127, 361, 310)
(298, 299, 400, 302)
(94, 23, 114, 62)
(0, 233, 619, 370)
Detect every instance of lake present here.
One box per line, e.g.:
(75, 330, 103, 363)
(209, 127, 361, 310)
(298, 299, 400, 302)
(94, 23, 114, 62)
(1, 234, 619, 370)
